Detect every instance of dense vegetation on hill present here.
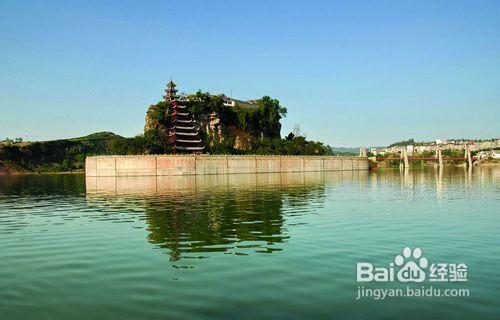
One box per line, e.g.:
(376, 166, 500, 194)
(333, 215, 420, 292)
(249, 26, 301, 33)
(388, 138, 417, 147)
(0, 132, 121, 173)
(110, 90, 333, 156)
(109, 130, 334, 156)
(136, 92, 288, 154)
(188, 92, 286, 140)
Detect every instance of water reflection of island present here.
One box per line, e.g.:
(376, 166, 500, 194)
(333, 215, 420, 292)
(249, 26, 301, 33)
(86, 171, 367, 263)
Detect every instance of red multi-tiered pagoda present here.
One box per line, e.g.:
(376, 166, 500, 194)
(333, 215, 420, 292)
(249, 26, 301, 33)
(164, 80, 205, 153)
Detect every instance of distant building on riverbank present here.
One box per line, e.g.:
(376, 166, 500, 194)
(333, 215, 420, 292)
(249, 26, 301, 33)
(369, 139, 500, 156)
(476, 150, 500, 160)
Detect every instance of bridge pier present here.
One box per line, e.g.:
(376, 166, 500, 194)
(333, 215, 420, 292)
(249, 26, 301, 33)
(434, 149, 439, 168)
(359, 147, 367, 157)
(399, 150, 410, 169)
(403, 150, 409, 168)
(438, 149, 443, 167)
(465, 149, 472, 168)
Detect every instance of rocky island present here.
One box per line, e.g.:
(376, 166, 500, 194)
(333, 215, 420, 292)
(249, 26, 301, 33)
(0, 81, 335, 174)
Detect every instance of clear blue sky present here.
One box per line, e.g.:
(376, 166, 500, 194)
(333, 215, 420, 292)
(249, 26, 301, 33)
(1, 0, 499, 146)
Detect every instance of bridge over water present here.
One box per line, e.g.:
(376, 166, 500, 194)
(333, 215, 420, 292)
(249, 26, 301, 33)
(365, 149, 474, 168)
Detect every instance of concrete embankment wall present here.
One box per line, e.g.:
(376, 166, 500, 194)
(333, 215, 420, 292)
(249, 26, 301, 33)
(85, 155, 369, 177)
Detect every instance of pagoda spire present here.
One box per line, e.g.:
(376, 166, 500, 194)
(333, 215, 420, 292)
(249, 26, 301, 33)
(164, 79, 178, 101)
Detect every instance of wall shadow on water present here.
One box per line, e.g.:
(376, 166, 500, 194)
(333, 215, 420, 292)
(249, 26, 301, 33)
(85, 171, 368, 265)
(0, 174, 85, 196)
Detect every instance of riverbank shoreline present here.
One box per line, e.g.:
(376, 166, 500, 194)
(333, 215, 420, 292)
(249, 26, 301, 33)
(373, 160, 499, 169)
(2, 159, 498, 176)
(0, 170, 84, 176)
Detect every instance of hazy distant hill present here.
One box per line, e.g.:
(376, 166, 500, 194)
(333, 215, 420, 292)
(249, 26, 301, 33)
(69, 132, 122, 141)
(332, 147, 359, 155)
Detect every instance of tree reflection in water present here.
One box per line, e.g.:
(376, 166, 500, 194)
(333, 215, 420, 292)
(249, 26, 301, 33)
(86, 172, 332, 263)
(145, 184, 326, 262)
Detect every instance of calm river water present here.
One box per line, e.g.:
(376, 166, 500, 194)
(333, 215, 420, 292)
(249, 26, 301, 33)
(0, 167, 499, 319)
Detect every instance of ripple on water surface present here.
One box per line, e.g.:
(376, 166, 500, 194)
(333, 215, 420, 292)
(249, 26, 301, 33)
(0, 168, 499, 319)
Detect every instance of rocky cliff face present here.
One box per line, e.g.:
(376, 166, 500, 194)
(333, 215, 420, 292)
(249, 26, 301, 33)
(144, 101, 170, 134)
(144, 90, 286, 153)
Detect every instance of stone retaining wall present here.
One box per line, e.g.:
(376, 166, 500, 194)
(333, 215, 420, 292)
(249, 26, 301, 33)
(85, 155, 368, 177)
